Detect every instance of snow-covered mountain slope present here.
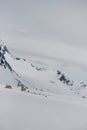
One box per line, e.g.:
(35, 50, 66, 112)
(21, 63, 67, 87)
(0, 40, 87, 98)
(0, 41, 16, 86)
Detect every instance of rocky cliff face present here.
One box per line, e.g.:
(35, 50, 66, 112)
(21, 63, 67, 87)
(0, 40, 13, 72)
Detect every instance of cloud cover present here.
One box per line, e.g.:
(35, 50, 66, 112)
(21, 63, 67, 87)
(0, 0, 87, 63)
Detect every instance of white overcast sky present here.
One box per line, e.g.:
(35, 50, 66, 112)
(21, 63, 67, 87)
(0, 0, 87, 62)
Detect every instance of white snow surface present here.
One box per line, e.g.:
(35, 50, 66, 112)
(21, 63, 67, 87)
(0, 44, 87, 130)
(0, 87, 87, 130)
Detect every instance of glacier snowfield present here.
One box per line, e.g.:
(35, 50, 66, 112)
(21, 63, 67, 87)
(0, 42, 87, 130)
(0, 86, 87, 130)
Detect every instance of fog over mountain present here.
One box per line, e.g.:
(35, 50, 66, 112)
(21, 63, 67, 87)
(0, 0, 87, 62)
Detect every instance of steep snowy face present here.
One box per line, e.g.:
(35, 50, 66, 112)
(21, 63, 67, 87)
(0, 40, 74, 92)
(0, 40, 25, 87)
(0, 40, 74, 86)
